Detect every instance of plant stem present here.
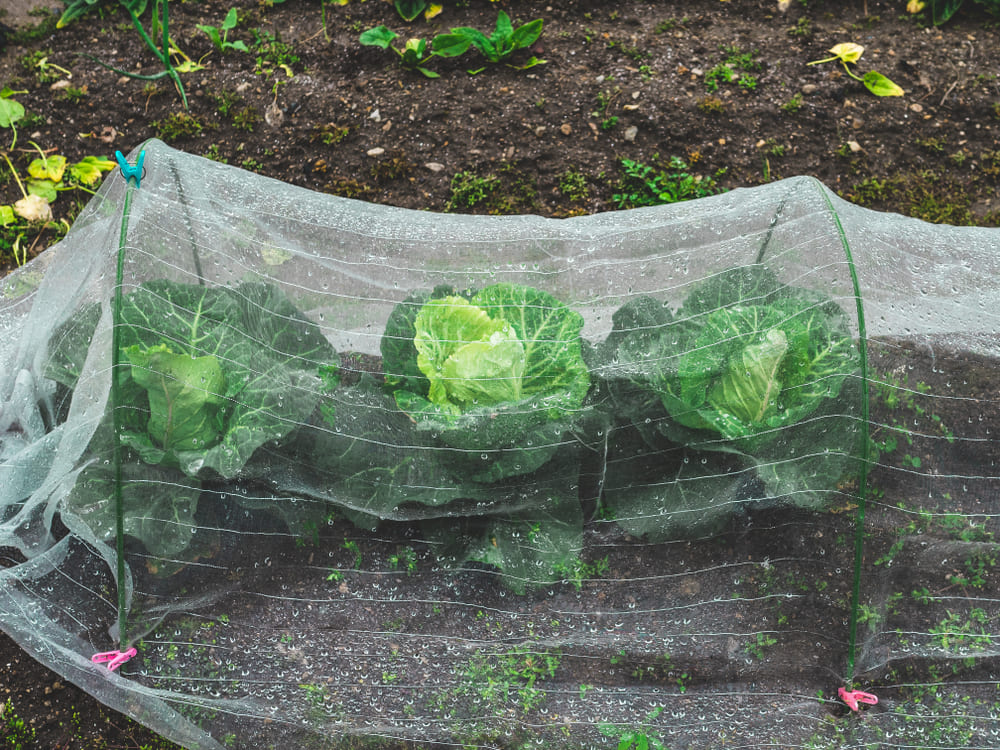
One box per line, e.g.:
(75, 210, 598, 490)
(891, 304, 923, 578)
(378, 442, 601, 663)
(2, 154, 28, 200)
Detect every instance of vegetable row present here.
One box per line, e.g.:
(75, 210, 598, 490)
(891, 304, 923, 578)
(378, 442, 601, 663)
(45, 265, 863, 589)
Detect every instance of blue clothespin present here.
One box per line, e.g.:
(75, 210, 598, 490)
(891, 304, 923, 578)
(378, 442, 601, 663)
(115, 149, 145, 188)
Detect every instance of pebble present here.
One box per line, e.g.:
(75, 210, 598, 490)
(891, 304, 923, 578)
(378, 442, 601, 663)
(424, 162, 445, 172)
(369, 108, 381, 122)
(535, 126, 547, 136)
(50, 79, 70, 91)
(848, 140, 863, 152)
(624, 126, 638, 142)
(560, 123, 572, 135)
(236, 81, 251, 94)
(367, 147, 385, 156)
(910, 102, 924, 113)
(802, 84, 818, 94)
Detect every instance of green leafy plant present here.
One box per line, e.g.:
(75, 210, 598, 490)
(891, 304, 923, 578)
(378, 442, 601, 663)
(359, 25, 467, 77)
(45, 279, 336, 558)
(60, 0, 195, 107)
(0, 88, 27, 149)
(383, 283, 591, 480)
(599, 266, 862, 540)
(197, 8, 249, 53)
(746, 632, 778, 659)
(613, 156, 726, 208)
(437, 10, 546, 70)
(908, 0, 1000, 24)
(1, 144, 114, 255)
(807, 43, 903, 97)
(446, 169, 499, 210)
(312, 282, 591, 591)
(599, 707, 668, 750)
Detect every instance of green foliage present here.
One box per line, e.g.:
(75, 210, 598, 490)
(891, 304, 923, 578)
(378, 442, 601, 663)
(59, 0, 193, 108)
(599, 707, 668, 750)
(558, 169, 590, 202)
(705, 45, 760, 92)
(46, 280, 336, 558)
(807, 43, 902, 97)
(445, 169, 499, 210)
(153, 111, 205, 141)
(613, 156, 725, 208)
(311, 283, 590, 590)
(441, 10, 545, 69)
(915, 0, 1000, 24)
(930, 608, 995, 653)
(0, 88, 27, 149)
(197, 8, 249, 53)
(359, 25, 465, 77)
(599, 266, 861, 540)
(251, 29, 299, 74)
(394, 0, 430, 22)
(2, 699, 37, 750)
(384, 283, 590, 479)
(781, 93, 803, 113)
(745, 632, 778, 659)
(455, 647, 561, 714)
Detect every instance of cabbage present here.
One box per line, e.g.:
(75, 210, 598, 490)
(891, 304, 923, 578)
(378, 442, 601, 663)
(600, 265, 864, 540)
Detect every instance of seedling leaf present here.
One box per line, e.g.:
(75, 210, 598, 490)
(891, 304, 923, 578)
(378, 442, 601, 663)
(360, 25, 398, 49)
(863, 70, 904, 97)
(394, 0, 426, 23)
(28, 154, 67, 182)
(510, 18, 543, 50)
(70, 155, 116, 186)
(829, 42, 864, 63)
(431, 33, 471, 58)
(0, 96, 25, 129)
(27, 180, 59, 203)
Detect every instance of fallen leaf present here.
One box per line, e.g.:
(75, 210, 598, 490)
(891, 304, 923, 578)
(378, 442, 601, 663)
(14, 194, 52, 223)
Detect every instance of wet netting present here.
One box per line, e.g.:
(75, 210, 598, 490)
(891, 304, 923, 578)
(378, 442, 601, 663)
(1, 140, 998, 750)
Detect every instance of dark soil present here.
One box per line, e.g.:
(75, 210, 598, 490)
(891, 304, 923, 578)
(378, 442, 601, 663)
(1, 0, 999, 747)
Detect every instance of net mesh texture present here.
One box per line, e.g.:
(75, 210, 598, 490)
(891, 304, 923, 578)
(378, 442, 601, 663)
(1, 139, 998, 750)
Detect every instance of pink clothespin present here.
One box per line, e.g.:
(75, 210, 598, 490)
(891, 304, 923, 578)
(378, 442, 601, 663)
(839, 686, 878, 711)
(91, 647, 137, 671)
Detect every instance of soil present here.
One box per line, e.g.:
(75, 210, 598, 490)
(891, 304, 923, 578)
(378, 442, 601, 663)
(0, 0, 999, 748)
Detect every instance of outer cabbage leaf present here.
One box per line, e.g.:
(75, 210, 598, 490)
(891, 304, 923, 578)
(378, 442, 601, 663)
(603, 427, 750, 542)
(422, 451, 585, 593)
(61, 458, 204, 560)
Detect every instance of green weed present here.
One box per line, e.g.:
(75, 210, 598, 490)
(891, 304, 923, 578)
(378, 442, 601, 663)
(153, 111, 205, 141)
(558, 169, 590, 202)
(599, 707, 667, 750)
(446, 170, 499, 211)
(614, 156, 726, 209)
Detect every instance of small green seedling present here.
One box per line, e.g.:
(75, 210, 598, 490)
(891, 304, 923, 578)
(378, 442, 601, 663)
(807, 43, 903, 97)
(0, 88, 27, 149)
(439, 10, 545, 71)
(599, 707, 668, 750)
(197, 8, 249, 53)
(359, 26, 466, 78)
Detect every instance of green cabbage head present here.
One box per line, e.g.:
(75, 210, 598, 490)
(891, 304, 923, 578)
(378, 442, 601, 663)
(382, 282, 591, 482)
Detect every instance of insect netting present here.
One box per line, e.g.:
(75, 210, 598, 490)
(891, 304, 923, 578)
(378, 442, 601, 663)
(1, 139, 998, 750)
